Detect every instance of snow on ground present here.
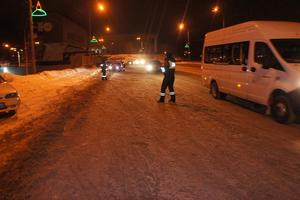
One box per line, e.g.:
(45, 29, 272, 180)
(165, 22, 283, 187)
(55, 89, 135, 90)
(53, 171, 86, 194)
(0, 64, 299, 199)
(0, 67, 99, 135)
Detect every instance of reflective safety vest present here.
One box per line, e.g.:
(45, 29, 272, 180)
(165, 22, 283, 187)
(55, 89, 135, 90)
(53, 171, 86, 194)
(169, 61, 176, 69)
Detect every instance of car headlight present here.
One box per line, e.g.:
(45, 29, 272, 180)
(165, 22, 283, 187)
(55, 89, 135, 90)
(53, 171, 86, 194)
(146, 64, 153, 72)
(116, 66, 120, 70)
(133, 60, 139, 65)
(109, 66, 113, 70)
(3, 67, 9, 73)
(140, 59, 146, 65)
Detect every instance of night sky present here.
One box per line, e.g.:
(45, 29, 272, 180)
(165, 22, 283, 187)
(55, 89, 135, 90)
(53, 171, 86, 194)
(1, 0, 300, 55)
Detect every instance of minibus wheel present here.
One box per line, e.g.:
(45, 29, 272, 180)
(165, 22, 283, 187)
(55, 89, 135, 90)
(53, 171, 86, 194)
(210, 82, 226, 100)
(271, 95, 295, 124)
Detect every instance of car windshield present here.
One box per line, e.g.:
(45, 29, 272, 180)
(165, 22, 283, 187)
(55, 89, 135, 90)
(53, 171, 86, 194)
(271, 39, 300, 63)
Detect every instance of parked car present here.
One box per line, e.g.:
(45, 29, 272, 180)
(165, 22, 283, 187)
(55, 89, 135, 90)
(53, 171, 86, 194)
(107, 61, 126, 72)
(0, 75, 20, 115)
(145, 60, 162, 73)
(201, 21, 300, 124)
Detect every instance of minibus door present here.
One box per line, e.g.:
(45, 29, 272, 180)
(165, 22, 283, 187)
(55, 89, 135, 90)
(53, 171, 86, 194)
(246, 42, 282, 104)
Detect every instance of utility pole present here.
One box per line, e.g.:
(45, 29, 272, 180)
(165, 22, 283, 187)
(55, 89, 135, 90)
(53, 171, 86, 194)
(24, 29, 29, 75)
(28, 0, 37, 73)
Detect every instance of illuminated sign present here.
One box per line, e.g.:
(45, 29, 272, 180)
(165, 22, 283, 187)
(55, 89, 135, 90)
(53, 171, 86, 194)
(90, 36, 98, 43)
(32, 1, 47, 17)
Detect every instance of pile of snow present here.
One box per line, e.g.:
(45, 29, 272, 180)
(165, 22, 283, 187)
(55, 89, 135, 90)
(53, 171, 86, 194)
(0, 67, 99, 135)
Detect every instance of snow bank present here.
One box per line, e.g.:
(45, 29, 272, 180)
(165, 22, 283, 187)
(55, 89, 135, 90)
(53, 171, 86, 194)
(0, 67, 99, 135)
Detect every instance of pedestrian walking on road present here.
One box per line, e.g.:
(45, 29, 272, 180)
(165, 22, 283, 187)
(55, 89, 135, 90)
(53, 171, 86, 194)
(158, 52, 176, 103)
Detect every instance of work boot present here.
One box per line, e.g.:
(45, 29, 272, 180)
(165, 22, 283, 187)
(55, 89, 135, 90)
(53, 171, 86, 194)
(157, 96, 165, 103)
(169, 95, 176, 103)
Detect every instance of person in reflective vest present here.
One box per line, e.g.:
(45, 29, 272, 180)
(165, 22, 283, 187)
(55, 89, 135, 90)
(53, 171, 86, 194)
(100, 59, 108, 80)
(158, 52, 176, 103)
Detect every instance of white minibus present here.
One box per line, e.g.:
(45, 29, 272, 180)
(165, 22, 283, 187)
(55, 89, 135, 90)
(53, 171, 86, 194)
(201, 21, 300, 123)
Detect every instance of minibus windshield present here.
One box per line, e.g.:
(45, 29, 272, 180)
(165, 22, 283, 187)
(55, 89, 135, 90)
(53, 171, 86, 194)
(272, 39, 300, 63)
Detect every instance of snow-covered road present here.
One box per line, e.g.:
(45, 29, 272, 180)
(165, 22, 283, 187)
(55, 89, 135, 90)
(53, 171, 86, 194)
(1, 63, 300, 200)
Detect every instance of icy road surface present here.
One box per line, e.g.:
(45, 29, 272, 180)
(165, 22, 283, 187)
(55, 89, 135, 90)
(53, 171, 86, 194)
(1, 63, 300, 200)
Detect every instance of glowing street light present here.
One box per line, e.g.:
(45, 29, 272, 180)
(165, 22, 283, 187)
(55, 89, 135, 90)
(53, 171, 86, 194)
(178, 23, 185, 31)
(212, 5, 220, 13)
(98, 3, 105, 12)
(4, 44, 10, 48)
(105, 26, 111, 32)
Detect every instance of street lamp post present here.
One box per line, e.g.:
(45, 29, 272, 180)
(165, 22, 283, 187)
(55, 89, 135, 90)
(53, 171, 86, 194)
(28, 0, 37, 73)
(178, 22, 191, 59)
(212, 5, 225, 28)
(136, 37, 144, 53)
(88, 2, 106, 45)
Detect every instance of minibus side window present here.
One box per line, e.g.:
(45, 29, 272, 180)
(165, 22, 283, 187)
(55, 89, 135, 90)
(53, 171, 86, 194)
(205, 46, 223, 64)
(255, 42, 284, 71)
(205, 42, 249, 65)
(232, 42, 249, 65)
(223, 44, 232, 64)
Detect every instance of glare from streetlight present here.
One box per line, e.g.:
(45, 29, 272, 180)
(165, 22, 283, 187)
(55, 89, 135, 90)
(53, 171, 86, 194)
(178, 23, 185, 31)
(4, 44, 10, 48)
(212, 6, 220, 13)
(98, 3, 105, 12)
(105, 26, 111, 32)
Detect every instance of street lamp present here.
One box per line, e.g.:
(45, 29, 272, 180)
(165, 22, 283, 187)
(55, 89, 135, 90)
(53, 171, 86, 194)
(212, 5, 225, 28)
(178, 22, 190, 45)
(4, 44, 10, 48)
(105, 26, 111, 33)
(89, 1, 106, 44)
(178, 22, 191, 59)
(98, 3, 105, 12)
(178, 23, 185, 31)
(136, 36, 144, 53)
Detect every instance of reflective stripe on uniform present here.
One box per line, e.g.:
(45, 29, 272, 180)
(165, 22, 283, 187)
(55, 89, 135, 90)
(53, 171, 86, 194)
(170, 92, 175, 96)
(160, 93, 166, 97)
(102, 75, 107, 78)
(169, 61, 176, 69)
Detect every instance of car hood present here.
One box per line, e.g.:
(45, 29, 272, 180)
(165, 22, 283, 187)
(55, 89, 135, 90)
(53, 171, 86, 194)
(0, 82, 17, 97)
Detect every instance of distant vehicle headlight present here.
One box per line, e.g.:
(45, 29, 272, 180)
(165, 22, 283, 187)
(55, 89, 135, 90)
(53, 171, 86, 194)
(116, 66, 120, 70)
(146, 64, 153, 72)
(133, 60, 139, 65)
(128, 61, 132, 65)
(3, 67, 9, 73)
(140, 59, 146, 65)
(109, 65, 113, 70)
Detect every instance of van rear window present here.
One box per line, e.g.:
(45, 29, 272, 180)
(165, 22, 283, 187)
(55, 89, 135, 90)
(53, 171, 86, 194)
(204, 41, 249, 65)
